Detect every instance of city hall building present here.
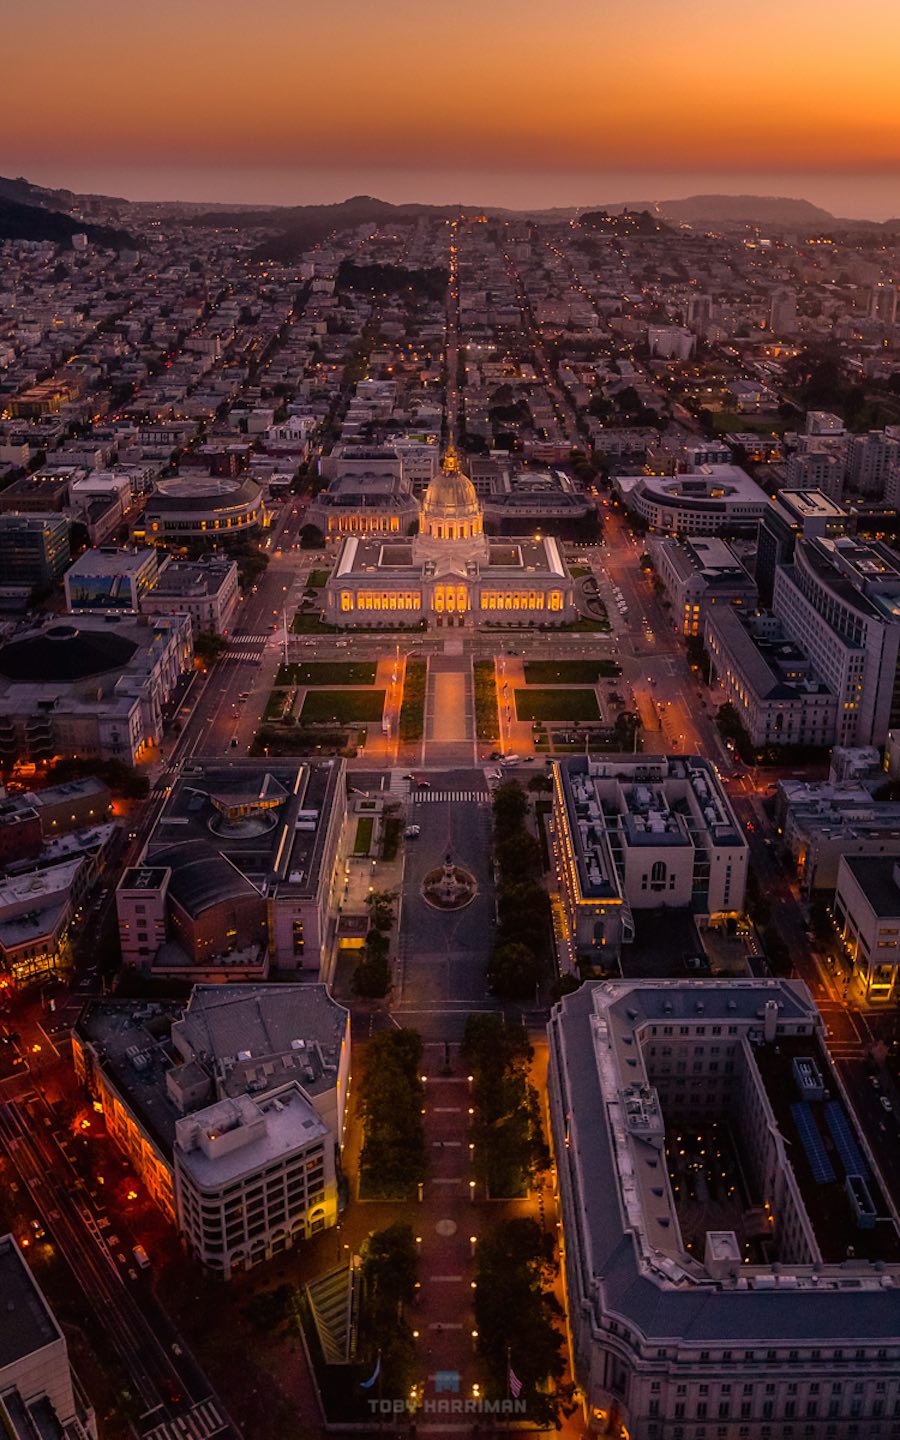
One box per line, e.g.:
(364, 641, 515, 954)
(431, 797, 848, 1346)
(323, 445, 576, 627)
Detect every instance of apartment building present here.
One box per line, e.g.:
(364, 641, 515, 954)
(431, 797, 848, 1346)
(73, 984, 350, 1279)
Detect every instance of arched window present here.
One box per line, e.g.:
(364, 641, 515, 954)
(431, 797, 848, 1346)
(650, 861, 667, 891)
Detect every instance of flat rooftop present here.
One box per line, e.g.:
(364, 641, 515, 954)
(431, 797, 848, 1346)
(0, 1235, 61, 1368)
(841, 855, 900, 917)
(755, 1034, 900, 1265)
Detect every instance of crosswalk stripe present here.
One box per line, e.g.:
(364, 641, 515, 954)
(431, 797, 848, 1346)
(412, 790, 488, 804)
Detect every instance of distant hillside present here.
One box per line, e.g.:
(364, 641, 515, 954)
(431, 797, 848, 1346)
(0, 195, 134, 249)
(0, 174, 128, 214)
(180, 194, 459, 262)
(578, 209, 673, 237)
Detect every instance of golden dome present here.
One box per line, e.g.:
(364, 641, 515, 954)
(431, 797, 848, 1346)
(421, 444, 481, 523)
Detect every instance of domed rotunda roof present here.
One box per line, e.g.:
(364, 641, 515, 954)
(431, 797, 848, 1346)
(421, 445, 481, 523)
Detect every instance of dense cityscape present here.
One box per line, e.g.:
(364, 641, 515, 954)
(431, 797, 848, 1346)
(1, 172, 900, 1440)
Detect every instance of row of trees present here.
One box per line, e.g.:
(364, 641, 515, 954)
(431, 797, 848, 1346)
(488, 782, 550, 999)
(358, 1222, 418, 1399)
(358, 1029, 428, 1198)
(352, 889, 395, 998)
(474, 1217, 570, 1428)
(461, 1014, 548, 1197)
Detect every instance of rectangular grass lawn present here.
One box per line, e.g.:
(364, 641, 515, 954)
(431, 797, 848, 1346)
(277, 661, 377, 686)
(514, 687, 600, 723)
(300, 690, 385, 725)
(523, 659, 620, 685)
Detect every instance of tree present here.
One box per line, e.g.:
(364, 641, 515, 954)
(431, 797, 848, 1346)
(492, 780, 528, 837)
(474, 1218, 566, 1427)
(639, 552, 653, 572)
(496, 880, 551, 950)
(613, 710, 641, 748)
(352, 932, 391, 997)
(358, 1030, 428, 1198)
(495, 830, 542, 885)
(462, 1016, 547, 1196)
(488, 940, 542, 1000)
(193, 631, 227, 665)
(359, 1224, 418, 1397)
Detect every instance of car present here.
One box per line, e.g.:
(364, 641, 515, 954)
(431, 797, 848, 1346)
(415, 779, 431, 788)
(489, 751, 502, 761)
(161, 1378, 184, 1407)
(230, 737, 238, 748)
(522, 755, 535, 763)
(880, 1096, 893, 1112)
(403, 773, 416, 781)
(869, 1075, 881, 1090)
(404, 825, 421, 839)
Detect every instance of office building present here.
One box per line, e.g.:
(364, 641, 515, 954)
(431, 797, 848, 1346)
(754, 490, 848, 607)
(0, 613, 192, 765)
(652, 537, 756, 637)
(64, 546, 159, 614)
(0, 1235, 97, 1438)
(773, 537, 900, 746)
(117, 759, 347, 981)
(550, 756, 748, 967)
(140, 555, 240, 635)
(833, 855, 900, 1001)
(0, 513, 70, 590)
(615, 467, 768, 536)
(776, 780, 900, 893)
(548, 978, 900, 1439)
(704, 609, 838, 749)
(784, 450, 845, 498)
(73, 983, 350, 1278)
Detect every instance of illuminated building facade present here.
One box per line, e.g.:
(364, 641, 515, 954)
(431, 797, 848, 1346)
(550, 755, 748, 967)
(140, 475, 264, 544)
(324, 445, 575, 627)
(73, 984, 350, 1278)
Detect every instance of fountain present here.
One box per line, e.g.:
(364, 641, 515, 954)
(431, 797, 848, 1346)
(422, 850, 477, 911)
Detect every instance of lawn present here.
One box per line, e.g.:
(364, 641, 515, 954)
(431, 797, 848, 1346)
(300, 690, 385, 725)
(305, 568, 330, 588)
(290, 610, 340, 634)
(276, 661, 376, 686)
(514, 687, 600, 723)
(473, 658, 499, 742)
(353, 816, 374, 855)
(558, 613, 611, 632)
(524, 659, 620, 685)
(569, 564, 590, 577)
(264, 688, 293, 722)
(399, 659, 427, 741)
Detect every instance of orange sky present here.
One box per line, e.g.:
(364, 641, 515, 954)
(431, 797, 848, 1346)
(5, 0, 900, 203)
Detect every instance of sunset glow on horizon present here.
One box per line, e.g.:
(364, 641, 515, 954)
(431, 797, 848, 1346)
(5, 0, 900, 211)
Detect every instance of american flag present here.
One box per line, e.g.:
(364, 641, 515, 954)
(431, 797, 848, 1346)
(507, 1363, 523, 1400)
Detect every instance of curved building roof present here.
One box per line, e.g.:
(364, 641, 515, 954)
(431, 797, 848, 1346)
(421, 444, 481, 522)
(0, 623, 138, 682)
(148, 476, 262, 512)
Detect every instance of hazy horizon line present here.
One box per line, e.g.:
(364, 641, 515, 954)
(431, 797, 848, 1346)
(12, 163, 900, 224)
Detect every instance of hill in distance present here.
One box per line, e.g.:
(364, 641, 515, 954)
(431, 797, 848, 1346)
(0, 194, 134, 250)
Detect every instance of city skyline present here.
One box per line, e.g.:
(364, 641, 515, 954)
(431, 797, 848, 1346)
(4, 0, 900, 217)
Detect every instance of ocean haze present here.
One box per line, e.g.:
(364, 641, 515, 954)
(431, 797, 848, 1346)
(12, 163, 900, 221)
